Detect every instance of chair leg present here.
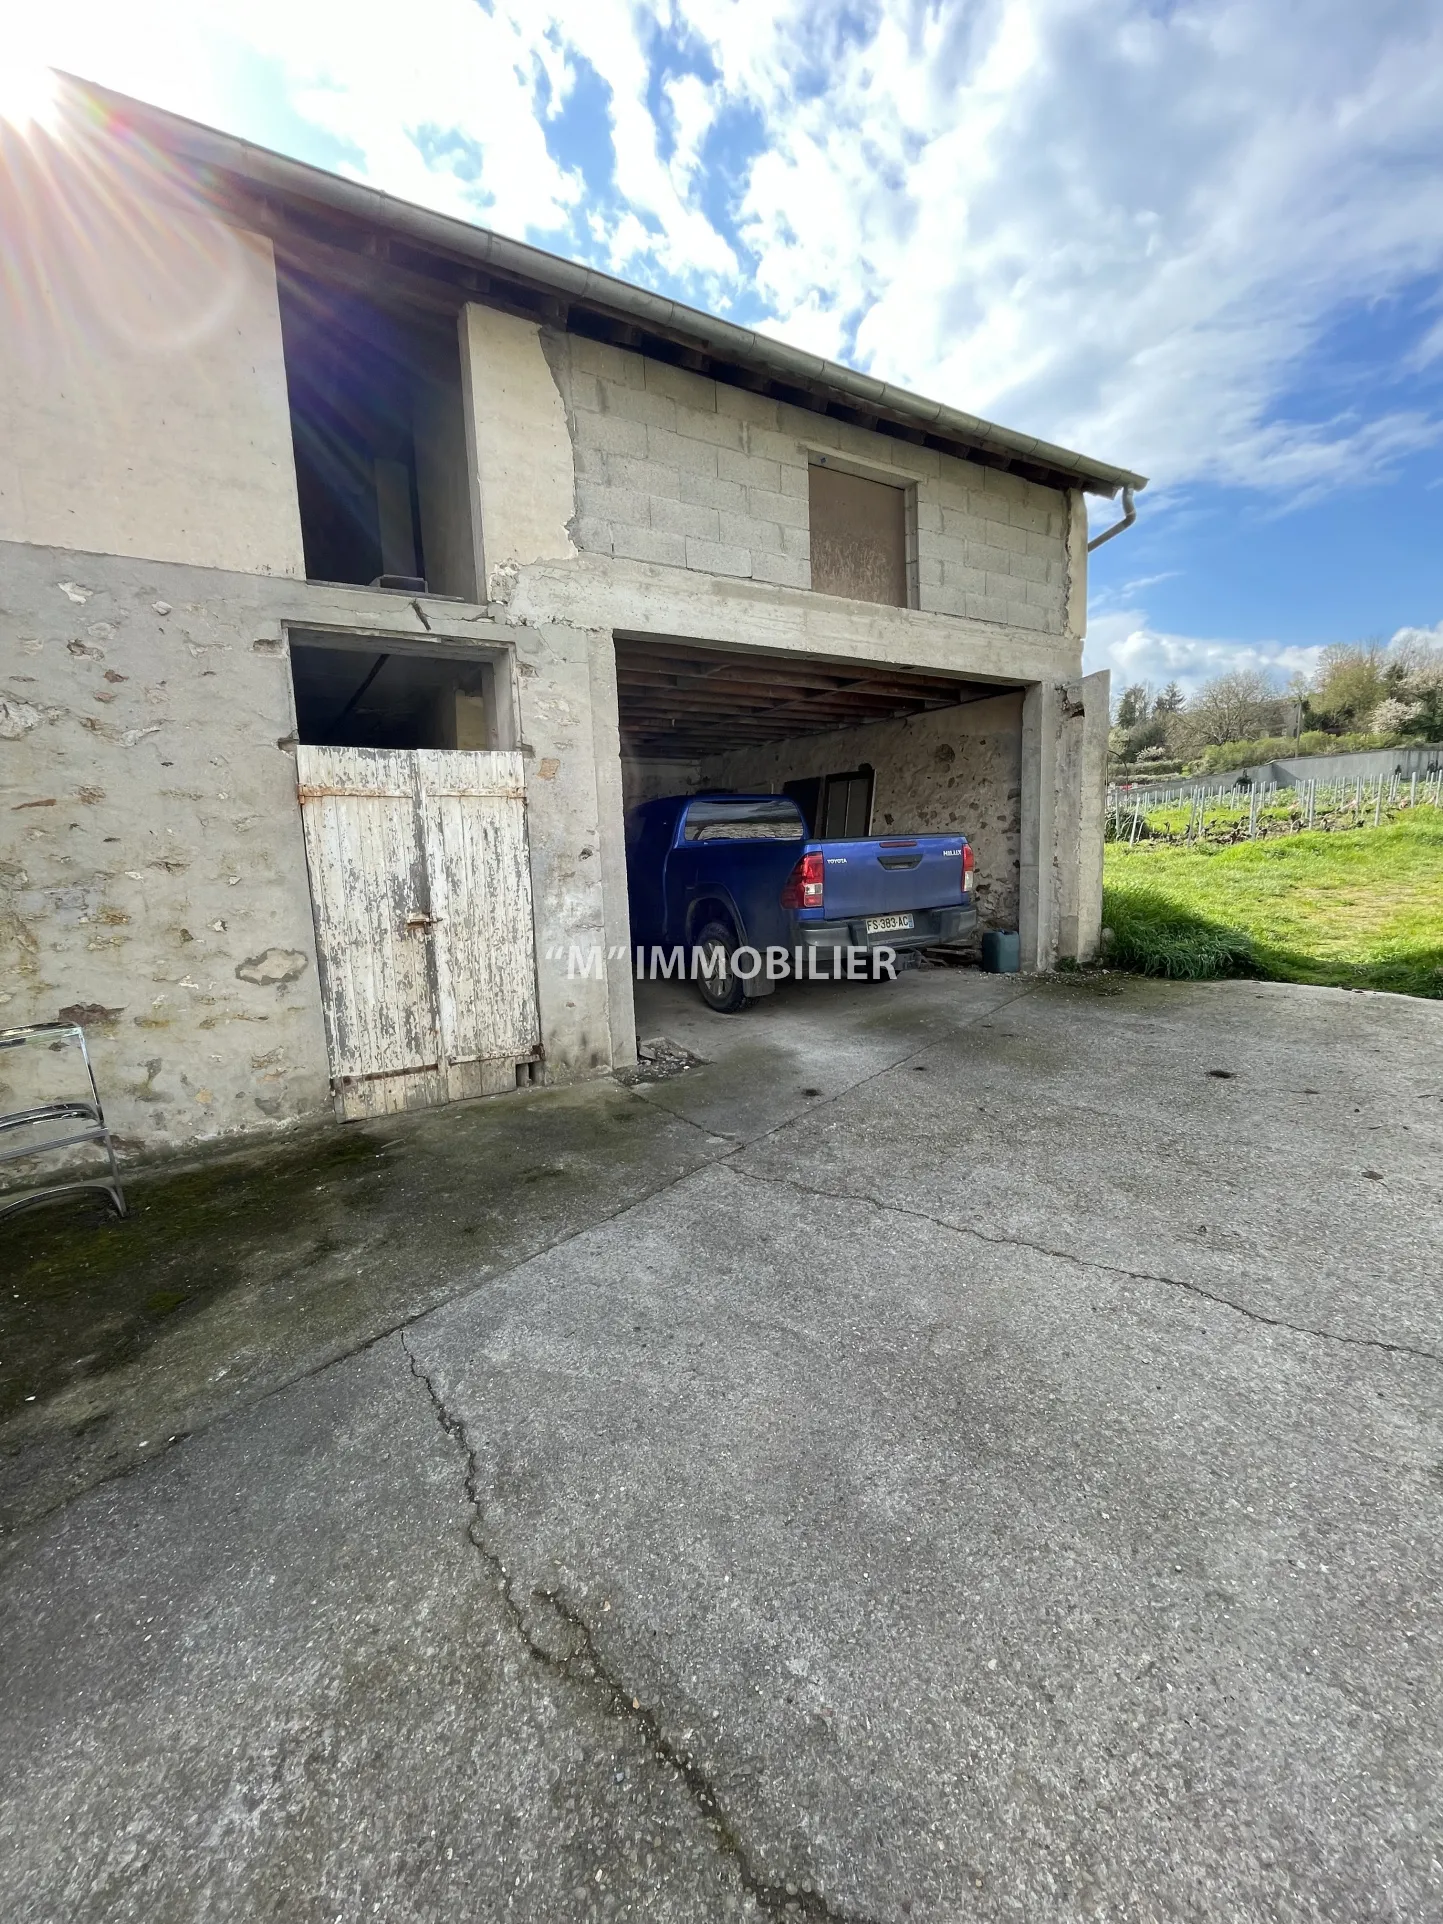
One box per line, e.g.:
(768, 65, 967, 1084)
(100, 1127, 128, 1219)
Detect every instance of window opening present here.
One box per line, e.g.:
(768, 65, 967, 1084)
(680, 799, 805, 843)
(290, 638, 493, 751)
(819, 766, 875, 838)
(808, 464, 910, 607)
(277, 270, 475, 598)
(783, 767, 875, 838)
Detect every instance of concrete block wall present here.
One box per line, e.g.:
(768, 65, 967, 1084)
(462, 306, 578, 599)
(547, 334, 1068, 632)
(916, 469, 1068, 633)
(546, 334, 811, 591)
(699, 692, 1025, 933)
(1, 122, 304, 579)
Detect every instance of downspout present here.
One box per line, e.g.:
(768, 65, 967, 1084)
(1087, 485, 1136, 552)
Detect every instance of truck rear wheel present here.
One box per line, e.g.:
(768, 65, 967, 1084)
(692, 918, 748, 1014)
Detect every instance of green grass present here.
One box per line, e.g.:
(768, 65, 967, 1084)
(1102, 807, 1443, 998)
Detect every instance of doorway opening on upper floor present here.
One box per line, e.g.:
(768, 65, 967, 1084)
(276, 265, 476, 601)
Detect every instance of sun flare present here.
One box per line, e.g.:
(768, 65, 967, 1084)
(0, 61, 59, 132)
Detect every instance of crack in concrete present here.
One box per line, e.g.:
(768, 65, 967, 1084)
(0, 1138, 737, 1549)
(6, 986, 1037, 1548)
(725, 1164, 1443, 1368)
(400, 1331, 882, 1924)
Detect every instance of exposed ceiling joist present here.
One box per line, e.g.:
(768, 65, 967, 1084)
(614, 638, 1001, 756)
(616, 677, 966, 710)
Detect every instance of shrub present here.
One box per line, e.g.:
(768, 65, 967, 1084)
(1193, 730, 1409, 774)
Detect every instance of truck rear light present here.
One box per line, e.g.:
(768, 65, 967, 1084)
(963, 843, 975, 895)
(781, 850, 825, 910)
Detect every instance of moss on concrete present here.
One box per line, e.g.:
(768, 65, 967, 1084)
(0, 1080, 716, 1534)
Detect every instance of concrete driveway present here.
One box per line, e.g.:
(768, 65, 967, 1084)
(2, 968, 1440, 1922)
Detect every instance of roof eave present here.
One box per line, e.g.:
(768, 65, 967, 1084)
(59, 73, 1149, 499)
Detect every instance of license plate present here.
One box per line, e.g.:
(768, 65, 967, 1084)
(866, 913, 914, 934)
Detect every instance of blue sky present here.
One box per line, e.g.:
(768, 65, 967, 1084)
(12, 0, 1443, 690)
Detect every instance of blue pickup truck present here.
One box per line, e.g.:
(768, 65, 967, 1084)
(626, 792, 977, 1012)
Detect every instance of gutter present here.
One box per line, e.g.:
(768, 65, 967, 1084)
(1086, 486, 1137, 551)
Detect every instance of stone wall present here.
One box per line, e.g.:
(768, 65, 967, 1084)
(0, 548, 329, 1154)
(620, 759, 704, 811)
(700, 692, 1025, 932)
(0, 544, 626, 1155)
(546, 334, 1069, 633)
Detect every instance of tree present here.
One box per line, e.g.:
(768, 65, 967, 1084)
(1379, 636, 1443, 739)
(1308, 640, 1391, 731)
(1186, 669, 1282, 746)
(1114, 683, 1151, 729)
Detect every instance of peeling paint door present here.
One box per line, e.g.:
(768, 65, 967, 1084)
(296, 745, 540, 1120)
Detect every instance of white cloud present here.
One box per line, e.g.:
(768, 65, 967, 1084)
(531, 0, 737, 287)
(1389, 621, 1443, 653)
(15, 0, 584, 234)
(1083, 607, 1443, 694)
(20, 0, 740, 289)
(678, 0, 1443, 495)
(1083, 608, 1325, 692)
(17, 0, 1443, 503)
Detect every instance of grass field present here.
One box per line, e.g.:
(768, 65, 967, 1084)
(1101, 806, 1443, 998)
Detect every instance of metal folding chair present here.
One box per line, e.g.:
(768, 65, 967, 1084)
(0, 1022, 127, 1221)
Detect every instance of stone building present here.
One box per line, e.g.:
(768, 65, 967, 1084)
(0, 76, 1145, 1154)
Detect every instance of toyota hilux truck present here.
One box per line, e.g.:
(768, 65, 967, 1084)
(625, 792, 977, 1013)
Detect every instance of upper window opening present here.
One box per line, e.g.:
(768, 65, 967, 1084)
(277, 270, 475, 600)
(290, 639, 493, 751)
(808, 464, 911, 608)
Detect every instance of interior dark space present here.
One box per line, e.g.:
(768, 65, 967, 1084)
(290, 639, 492, 752)
(277, 272, 444, 590)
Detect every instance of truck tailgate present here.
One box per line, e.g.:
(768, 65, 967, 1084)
(817, 836, 966, 919)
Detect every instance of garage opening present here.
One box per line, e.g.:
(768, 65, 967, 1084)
(289, 635, 498, 751)
(277, 268, 475, 600)
(614, 637, 1024, 932)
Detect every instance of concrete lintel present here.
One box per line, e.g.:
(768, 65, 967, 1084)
(501, 553, 1082, 688)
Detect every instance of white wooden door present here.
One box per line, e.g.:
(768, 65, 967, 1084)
(297, 745, 540, 1119)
